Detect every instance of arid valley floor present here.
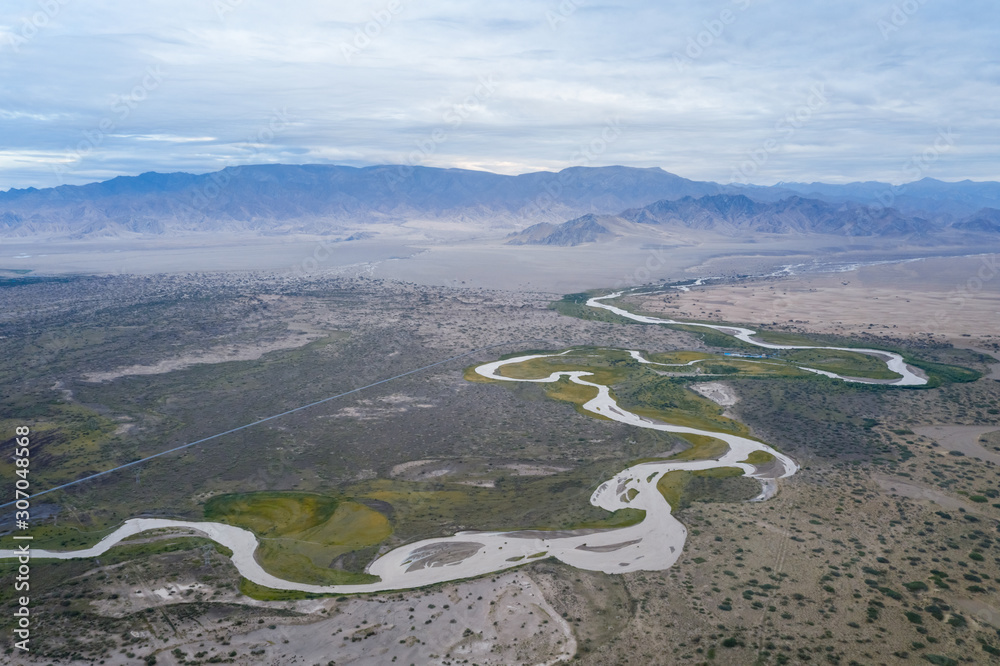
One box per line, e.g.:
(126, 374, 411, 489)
(1, 251, 998, 666)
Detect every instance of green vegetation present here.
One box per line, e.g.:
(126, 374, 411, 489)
(741, 450, 776, 465)
(906, 358, 982, 387)
(0, 404, 121, 491)
(668, 324, 757, 350)
(238, 578, 327, 601)
(7, 272, 999, 665)
(549, 292, 639, 324)
(778, 348, 899, 380)
(354, 473, 646, 540)
(468, 347, 760, 434)
(551, 291, 982, 389)
(204, 492, 390, 586)
(656, 467, 756, 510)
(923, 655, 958, 666)
(668, 434, 730, 461)
(621, 375, 755, 437)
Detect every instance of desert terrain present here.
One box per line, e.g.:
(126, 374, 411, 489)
(0, 255, 998, 665)
(629, 254, 1000, 344)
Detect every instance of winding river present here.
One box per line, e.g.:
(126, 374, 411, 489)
(0, 293, 925, 593)
(589, 293, 927, 386)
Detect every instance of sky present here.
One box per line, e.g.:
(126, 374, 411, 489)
(1, 0, 997, 190)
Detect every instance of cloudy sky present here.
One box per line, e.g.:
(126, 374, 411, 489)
(1, 0, 997, 189)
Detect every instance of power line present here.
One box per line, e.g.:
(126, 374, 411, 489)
(2, 340, 535, 510)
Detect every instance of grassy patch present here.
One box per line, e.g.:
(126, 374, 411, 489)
(549, 291, 981, 389)
(906, 358, 982, 387)
(567, 508, 646, 530)
(353, 466, 648, 540)
(204, 492, 390, 586)
(778, 348, 900, 380)
(624, 384, 753, 437)
(543, 378, 605, 417)
(645, 351, 714, 365)
(656, 467, 754, 510)
(31, 534, 228, 567)
(668, 434, 730, 461)
(549, 293, 639, 324)
(741, 450, 776, 465)
(0, 405, 121, 489)
(239, 577, 328, 601)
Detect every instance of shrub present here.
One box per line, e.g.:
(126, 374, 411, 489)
(923, 655, 957, 666)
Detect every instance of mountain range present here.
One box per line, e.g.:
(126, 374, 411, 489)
(507, 194, 1000, 246)
(1, 164, 998, 241)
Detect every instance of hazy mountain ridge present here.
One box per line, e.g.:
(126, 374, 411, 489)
(951, 207, 1000, 233)
(769, 178, 1000, 217)
(0, 164, 724, 239)
(2, 164, 998, 240)
(508, 195, 998, 246)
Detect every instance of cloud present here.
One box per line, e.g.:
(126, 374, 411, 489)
(0, 0, 997, 189)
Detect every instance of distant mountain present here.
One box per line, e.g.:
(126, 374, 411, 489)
(2, 164, 998, 240)
(952, 207, 1000, 233)
(759, 178, 1000, 217)
(507, 194, 997, 246)
(0, 164, 725, 239)
(506, 214, 618, 246)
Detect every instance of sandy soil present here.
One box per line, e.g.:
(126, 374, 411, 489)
(1, 235, 419, 277)
(328, 395, 435, 421)
(82, 329, 323, 382)
(630, 254, 1000, 342)
(690, 381, 739, 407)
(389, 459, 438, 477)
(912, 425, 1000, 465)
(388, 459, 569, 484)
(71, 570, 575, 666)
(959, 346, 1000, 379)
(873, 475, 987, 514)
(503, 463, 572, 477)
(82, 298, 332, 382)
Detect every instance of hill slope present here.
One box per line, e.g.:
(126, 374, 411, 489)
(507, 194, 997, 245)
(0, 164, 723, 239)
(3, 164, 999, 240)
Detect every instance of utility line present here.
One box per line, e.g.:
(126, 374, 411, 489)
(2, 340, 538, 510)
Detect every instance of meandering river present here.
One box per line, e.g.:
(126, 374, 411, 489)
(588, 293, 927, 386)
(0, 293, 924, 593)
